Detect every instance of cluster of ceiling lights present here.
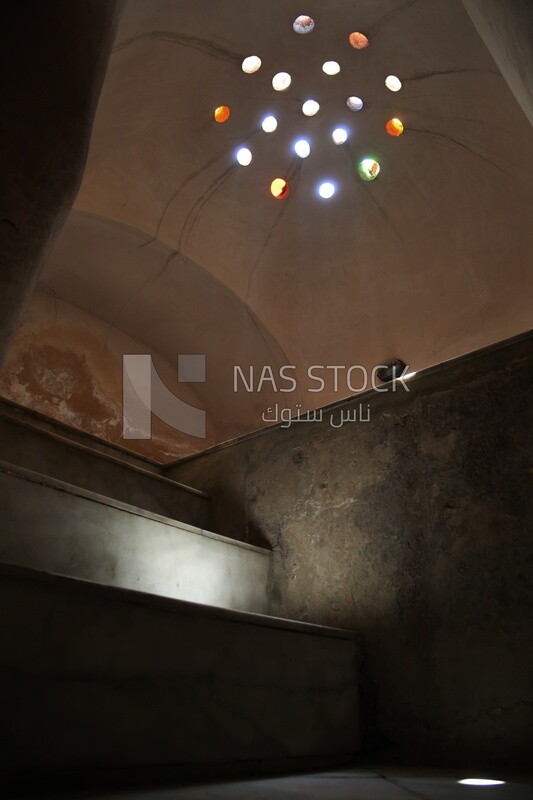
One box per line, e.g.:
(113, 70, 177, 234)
(214, 15, 405, 199)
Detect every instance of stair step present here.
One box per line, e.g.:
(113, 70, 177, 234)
(0, 461, 270, 614)
(0, 562, 359, 781)
(0, 400, 209, 528)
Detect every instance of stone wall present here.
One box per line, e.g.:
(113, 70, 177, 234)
(168, 334, 533, 767)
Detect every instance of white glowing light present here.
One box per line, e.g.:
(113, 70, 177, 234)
(346, 96, 364, 111)
(242, 56, 261, 74)
(459, 779, 505, 786)
(236, 147, 252, 166)
(293, 15, 315, 34)
(322, 60, 341, 76)
(402, 371, 417, 381)
(318, 181, 335, 199)
(261, 115, 278, 133)
(272, 71, 291, 91)
(302, 99, 320, 117)
(385, 74, 402, 92)
(332, 128, 348, 145)
(294, 139, 310, 158)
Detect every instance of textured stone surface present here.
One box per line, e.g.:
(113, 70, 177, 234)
(168, 335, 533, 766)
(0, 564, 359, 778)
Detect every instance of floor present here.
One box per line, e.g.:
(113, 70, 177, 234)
(37, 767, 533, 800)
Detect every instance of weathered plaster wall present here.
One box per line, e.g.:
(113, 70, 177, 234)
(168, 334, 533, 767)
(0, 292, 216, 462)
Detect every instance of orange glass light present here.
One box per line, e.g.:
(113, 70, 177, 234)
(270, 178, 289, 199)
(349, 32, 369, 49)
(214, 105, 230, 123)
(386, 117, 404, 137)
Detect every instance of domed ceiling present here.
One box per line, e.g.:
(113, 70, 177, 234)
(1, 0, 532, 462)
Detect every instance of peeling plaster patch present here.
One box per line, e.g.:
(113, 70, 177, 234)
(0, 297, 215, 463)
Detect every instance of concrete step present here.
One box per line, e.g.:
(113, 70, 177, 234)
(0, 460, 270, 614)
(0, 562, 360, 783)
(0, 399, 210, 528)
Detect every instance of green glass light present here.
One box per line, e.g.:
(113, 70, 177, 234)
(358, 158, 380, 181)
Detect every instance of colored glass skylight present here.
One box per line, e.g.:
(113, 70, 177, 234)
(214, 105, 230, 123)
(293, 15, 315, 34)
(271, 178, 289, 198)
